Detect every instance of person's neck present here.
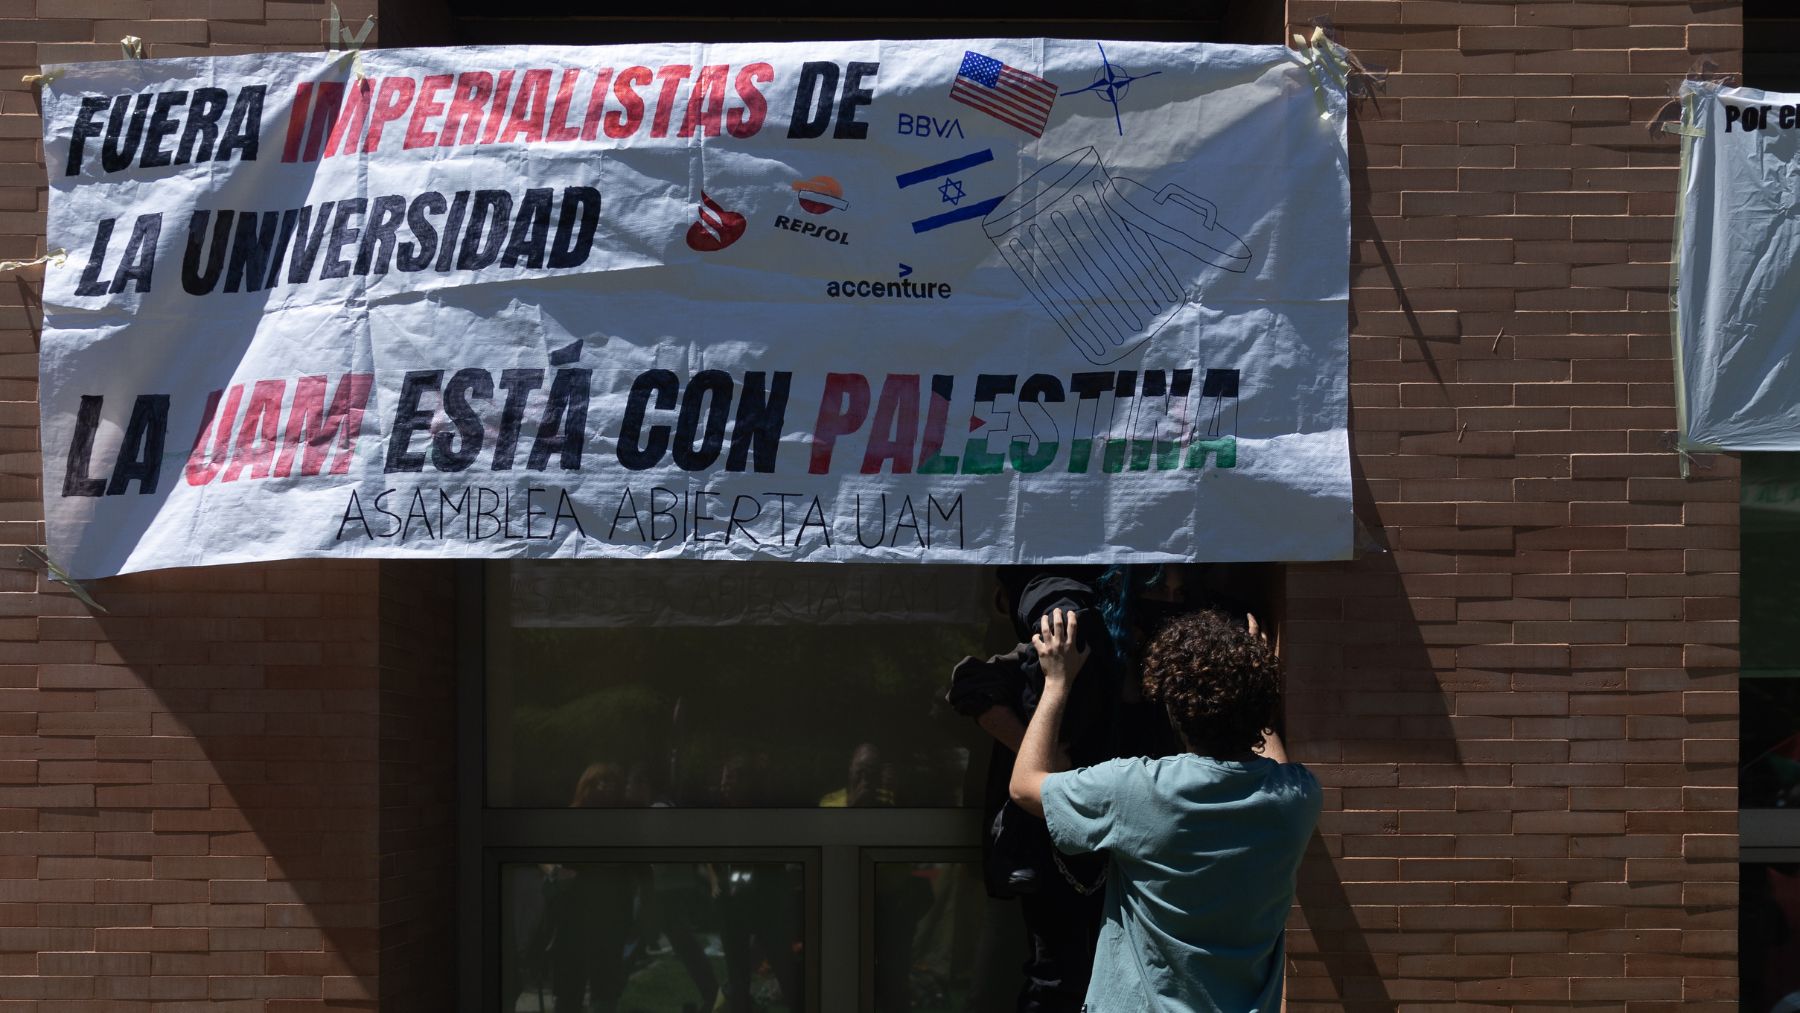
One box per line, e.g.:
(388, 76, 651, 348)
(1183, 740, 1262, 764)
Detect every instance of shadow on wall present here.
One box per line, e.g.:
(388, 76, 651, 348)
(1282, 446, 1456, 1013)
(75, 558, 455, 1011)
(1276, 98, 1467, 1009)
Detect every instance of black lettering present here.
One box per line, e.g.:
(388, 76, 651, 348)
(61, 395, 107, 497)
(262, 208, 301, 289)
(103, 394, 170, 495)
(140, 90, 187, 168)
(456, 189, 512, 270)
(338, 489, 374, 540)
(175, 87, 228, 164)
(726, 494, 761, 545)
(224, 210, 281, 293)
(396, 191, 445, 272)
(111, 213, 161, 294)
(431, 368, 492, 472)
(217, 85, 264, 161)
(617, 369, 678, 470)
(529, 354, 590, 470)
(500, 187, 553, 269)
(671, 369, 732, 471)
(320, 197, 367, 280)
(75, 218, 114, 296)
(548, 186, 601, 268)
(65, 96, 110, 177)
(285, 201, 336, 284)
(100, 94, 151, 173)
(834, 62, 878, 140)
(384, 370, 442, 473)
(491, 368, 543, 470)
(434, 191, 470, 272)
(355, 194, 408, 276)
(787, 62, 839, 139)
(726, 371, 790, 474)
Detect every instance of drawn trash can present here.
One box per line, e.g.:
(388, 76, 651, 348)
(983, 146, 1252, 364)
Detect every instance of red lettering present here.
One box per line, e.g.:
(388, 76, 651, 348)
(439, 72, 493, 147)
(810, 372, 870, 475)
(282, 82, 313, 162)
(404, 74, 454, 149)
(546, 68, 582, 142)
(277, 373, 375, 478)
(322, 79, 373, 159)
(650, 64, 692, 138)
(580, 68, 615, 141)
(363, 76, 417, 152)
(678, 64, 729, 138)
(222, 379, 287, 482)
(728, 63, 773, 139)
(499, 68, 552, 144)
(479, 70, 516, 144)
(861, 374, 920, 474)
(607, 67, 651, 138)
(185, 385, 243, 486)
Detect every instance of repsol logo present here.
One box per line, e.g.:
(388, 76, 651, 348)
(773, 214, 849, 245)
(825, 278, 952, 299)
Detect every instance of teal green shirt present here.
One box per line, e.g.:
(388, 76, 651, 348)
(1041, 754, 1321, 1013)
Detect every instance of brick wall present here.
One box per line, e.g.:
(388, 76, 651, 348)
(1281, 1, 1740, 1008)
(0, 0, 1750, 1008)
(0, 3, 449, 1010)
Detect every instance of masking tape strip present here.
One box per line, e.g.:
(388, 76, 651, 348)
(0, 249, 66, 272)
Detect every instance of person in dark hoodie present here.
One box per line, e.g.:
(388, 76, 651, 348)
(946, 566, 1194, 1012)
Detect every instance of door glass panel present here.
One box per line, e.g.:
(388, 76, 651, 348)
(488, 560, 1003, 808)
(501, 860, 807, 1013)
(870, 861, 1024, 1013)
(1743, 863, 1800, 1012)
(1744, 454, 1800, 809)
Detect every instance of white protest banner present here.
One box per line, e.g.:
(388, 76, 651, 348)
(38, 40, 1350, 578)
(1677, 81, 1800, 450)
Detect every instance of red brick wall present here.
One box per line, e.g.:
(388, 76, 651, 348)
(0, 0, 1748, 1008)
(1281, 1, 1740, 1008)
(0, 4, 438, 1010)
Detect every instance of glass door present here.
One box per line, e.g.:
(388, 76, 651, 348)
(465, 559, 1021, 1012)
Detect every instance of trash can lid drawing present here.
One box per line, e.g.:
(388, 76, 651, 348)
(1104, 177, 1252, 274)
(980, 147, 1105, 241)
(981, 146, 1253, 275)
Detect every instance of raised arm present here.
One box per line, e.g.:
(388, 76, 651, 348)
(1008, 608, 1088, 819)
(977, 705, 1028, 753)
(1245, 611, 1289, 764)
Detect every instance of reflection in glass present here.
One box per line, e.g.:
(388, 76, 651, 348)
(1744, 680, 1800, 809)
(1743, 864, 1800, 1013)
(501, 861, 805, 1013)
(489, 561, 1001, 808)
(871, 862, 1024, 1013)
(1744, 454, 1800, 808)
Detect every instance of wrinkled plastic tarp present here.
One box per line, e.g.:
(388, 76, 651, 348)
(1677, 81, 1800, 450)
(37, 41, 1351, 577)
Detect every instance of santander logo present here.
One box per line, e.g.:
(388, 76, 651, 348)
(685, 191, 748, 252)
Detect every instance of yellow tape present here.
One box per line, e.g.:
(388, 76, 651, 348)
(0, 249, 66, 272)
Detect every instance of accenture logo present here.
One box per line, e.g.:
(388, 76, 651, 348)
(826, 264, 952, 300)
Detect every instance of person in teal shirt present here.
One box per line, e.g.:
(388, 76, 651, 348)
(1009, 607, 1321, 1013)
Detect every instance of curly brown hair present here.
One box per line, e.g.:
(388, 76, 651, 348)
(1140, 610, 1281, 758)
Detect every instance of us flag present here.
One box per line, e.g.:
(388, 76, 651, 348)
(949, 51, 1058, 137)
